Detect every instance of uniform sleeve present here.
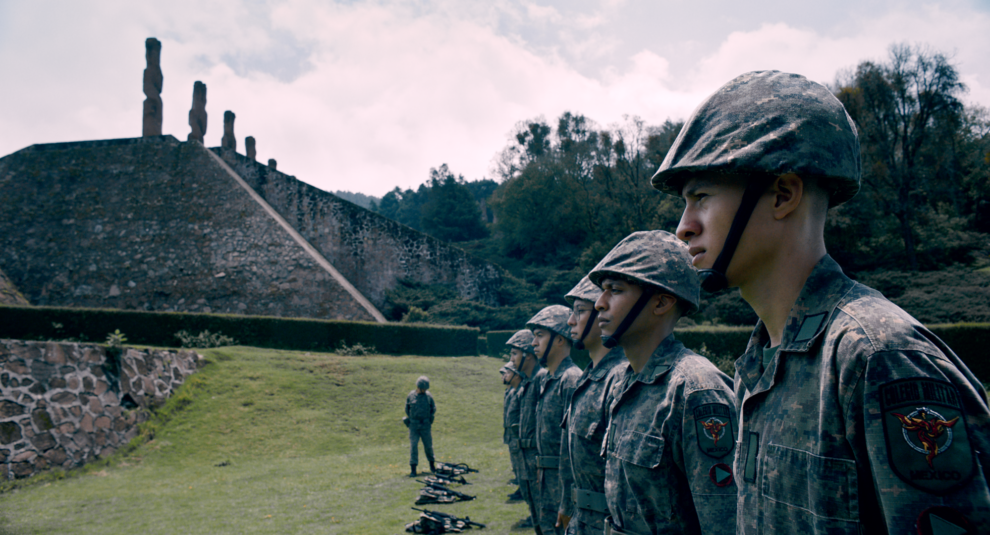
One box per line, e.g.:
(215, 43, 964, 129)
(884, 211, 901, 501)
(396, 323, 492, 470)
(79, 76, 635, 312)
(856, 349, 990, 532)
(680, 384, 739, 535)
(405, 393, 411, 418)
(559, 413, 575, 518)
(429, 394, 436, 424)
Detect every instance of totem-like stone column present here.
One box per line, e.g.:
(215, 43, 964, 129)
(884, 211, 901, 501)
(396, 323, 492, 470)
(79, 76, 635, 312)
(142, 38, 163, 137)
(268, 159, 277, 170)
(221, 111, 236, 151)
(245, 136, 256, 160)
(187, 81, 207, 143)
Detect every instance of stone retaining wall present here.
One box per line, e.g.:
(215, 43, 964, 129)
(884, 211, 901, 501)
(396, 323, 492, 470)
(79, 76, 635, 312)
(0, 340, 202, 480)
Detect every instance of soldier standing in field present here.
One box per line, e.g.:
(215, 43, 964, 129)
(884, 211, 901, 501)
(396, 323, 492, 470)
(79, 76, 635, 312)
(405, 375, 436, 477)
(501, 354, 525, 501)
(527, 305, 583, 535)
(514, 329, 545, 533)
(558, 276, 627, 534)
(591, 230, 737, 535)
(657, 70, 990, 534)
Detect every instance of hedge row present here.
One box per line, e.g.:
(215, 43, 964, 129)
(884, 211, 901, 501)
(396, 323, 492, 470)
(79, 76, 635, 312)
(0, 305, 479, 356)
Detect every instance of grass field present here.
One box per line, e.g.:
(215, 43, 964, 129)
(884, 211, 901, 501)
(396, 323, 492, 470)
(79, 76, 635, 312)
(0, 347, 529, 534)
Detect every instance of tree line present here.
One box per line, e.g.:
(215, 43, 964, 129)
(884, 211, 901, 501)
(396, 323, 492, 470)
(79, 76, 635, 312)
(372, 44, 990, 330)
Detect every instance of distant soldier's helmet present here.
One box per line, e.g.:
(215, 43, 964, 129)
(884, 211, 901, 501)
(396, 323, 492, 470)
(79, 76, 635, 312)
(499, 360, 519, 381)
(651, 70, 861, 206)
(416, 376, 430, 390)
(526, 305, 574, 343)
(565, 276, 603, 350)
(505, 329, 536, 355)
(589, 231, 700, 348)
(526, 305, 574, 364)
(589, 230, 700, 314)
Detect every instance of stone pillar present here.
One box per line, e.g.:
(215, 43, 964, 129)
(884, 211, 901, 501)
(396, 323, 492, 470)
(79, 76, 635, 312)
(245, 137, 256, 160)
(142, 38, 163, 137)
(221, 111, 236, 151)
(187, 81, 207, 143)
(268, 159, 277, 170)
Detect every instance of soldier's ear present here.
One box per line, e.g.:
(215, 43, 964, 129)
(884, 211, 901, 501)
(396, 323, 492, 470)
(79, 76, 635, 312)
(652, 294, 677, 317)
(771, 173, 804, 220)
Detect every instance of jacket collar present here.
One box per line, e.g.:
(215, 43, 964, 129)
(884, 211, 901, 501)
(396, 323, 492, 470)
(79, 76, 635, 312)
(587, 347, 625, 381)
(736, 254, 856, 394)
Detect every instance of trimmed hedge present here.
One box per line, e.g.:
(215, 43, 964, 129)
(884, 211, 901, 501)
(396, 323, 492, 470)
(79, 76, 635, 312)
(485, 329, 590, 369)
(0, 305, 479, 356)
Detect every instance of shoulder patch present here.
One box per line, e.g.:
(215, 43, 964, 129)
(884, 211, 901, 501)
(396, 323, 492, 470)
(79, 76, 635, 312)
(693, 403, 734, 459)
(880, 378, 975, 495)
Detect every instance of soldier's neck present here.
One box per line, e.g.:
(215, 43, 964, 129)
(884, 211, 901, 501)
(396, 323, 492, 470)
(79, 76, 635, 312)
(587, 341, 609, 368)
(739, 249, 826, 347)
(622, 317, 675, 373)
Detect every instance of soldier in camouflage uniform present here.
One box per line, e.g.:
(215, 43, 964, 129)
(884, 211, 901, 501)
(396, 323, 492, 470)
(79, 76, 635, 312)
(658, 70, 990, 534)
(405, 375, 436, 477)
(527, 305, 582, 535)
(502, 335, 528, 503)
(558, 276, 627, 534)
(590, 230, 737, 535)
(513, 329, 545, 533)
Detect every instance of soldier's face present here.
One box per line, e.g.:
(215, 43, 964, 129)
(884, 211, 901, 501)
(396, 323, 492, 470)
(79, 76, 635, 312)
(595, 278, 644, 337)
(531, 328, 552, 356)
(676, 174, 774, 286)
(568, 298, 600, 342)
(509, 348, 524, 368)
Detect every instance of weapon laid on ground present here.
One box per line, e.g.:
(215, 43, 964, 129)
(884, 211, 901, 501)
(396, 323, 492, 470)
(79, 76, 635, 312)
(423, 474, 469, 486)
(432, 462, 478, 478)
(415, 480, 476, 504)
(404, 508, 486, 533)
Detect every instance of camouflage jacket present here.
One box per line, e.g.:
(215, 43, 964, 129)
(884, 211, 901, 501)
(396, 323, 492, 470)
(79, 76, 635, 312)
(517, 366, 545, 481)
(405, 390, 435, 428)
(535, 357, 582, 524)
(504, 384, 520, 446)
(560, 347, 627, 533)
(734, 255, 990, 534)
(604, 335, 738, 535)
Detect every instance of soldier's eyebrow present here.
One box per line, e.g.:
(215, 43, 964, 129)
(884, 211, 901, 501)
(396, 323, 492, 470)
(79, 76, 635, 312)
(682, 178, 720, 198)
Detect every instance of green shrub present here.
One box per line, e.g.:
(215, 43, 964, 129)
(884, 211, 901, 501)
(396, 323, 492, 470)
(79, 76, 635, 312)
(0, 305, 478, 356)
(485, 330, 517, 359)
(175, 329, 237, 348)
(334, 342, 376, 356)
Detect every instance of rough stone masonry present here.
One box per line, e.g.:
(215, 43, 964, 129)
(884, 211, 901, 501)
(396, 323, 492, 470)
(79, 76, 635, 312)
(0, 340, 202, 480)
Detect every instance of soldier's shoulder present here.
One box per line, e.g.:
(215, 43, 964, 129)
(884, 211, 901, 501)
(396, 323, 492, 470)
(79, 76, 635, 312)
(830, 282, 946, 359)
(672, 350, 734, 393)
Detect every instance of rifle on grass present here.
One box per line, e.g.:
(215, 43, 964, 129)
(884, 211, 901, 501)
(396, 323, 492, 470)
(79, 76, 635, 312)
(415, 480, 476, 504)
(432, 462, 479, 478)
(405, 508, 485, 532)
(423, 474, 469, 486)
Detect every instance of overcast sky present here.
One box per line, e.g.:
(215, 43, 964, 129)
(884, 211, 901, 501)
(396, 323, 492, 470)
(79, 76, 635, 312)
(1, 0, 988, 197)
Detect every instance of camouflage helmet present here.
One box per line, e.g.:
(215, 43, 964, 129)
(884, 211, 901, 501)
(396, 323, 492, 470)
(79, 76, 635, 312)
(565, 275, 602, 306)
(588, 230, 700, 315)
(499, 360, 519, 377)
(526, 305, 573, 343)
(416, 376, 430, 390)
(651, 70, 861, 207)
(505, 329, 536, 355)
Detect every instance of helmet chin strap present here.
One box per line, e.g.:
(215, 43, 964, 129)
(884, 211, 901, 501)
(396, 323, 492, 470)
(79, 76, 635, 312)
(538, 333, 557, 367)
(699, 175, 776, 294)
(573, 310, 599, 350)
(601, 288, 656, 349)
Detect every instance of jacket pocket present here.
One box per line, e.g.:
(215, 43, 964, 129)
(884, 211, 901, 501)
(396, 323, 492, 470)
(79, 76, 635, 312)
(762, 444, 859, 527)
(614, 430, 664, 469)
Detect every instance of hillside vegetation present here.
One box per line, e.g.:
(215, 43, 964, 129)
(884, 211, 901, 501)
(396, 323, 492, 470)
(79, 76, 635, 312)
(0, 348, 525, 534)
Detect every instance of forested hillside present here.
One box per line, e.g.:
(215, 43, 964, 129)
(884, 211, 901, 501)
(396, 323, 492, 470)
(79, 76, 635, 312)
(373, 44, 990, 331)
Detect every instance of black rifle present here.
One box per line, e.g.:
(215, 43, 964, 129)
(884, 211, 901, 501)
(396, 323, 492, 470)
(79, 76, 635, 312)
(413, 508, 486, 529)
(423, 474, 469, 486)
(432, 462, 479, 478)
(415, 480, 476, 504)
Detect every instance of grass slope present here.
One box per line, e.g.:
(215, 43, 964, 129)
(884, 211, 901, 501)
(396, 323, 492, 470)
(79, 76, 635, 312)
(0, 348, 527, 534)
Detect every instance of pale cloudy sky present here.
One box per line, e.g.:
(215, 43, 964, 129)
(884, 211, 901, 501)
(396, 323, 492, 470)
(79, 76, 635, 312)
(1, 0, 988, 197)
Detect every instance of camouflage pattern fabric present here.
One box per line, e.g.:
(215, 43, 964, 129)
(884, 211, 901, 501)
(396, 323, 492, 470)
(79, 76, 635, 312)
(507, 329, 537, 354)
(519, 366, 547, 525)
(734, 255, 990, 534)
(406, 390, 437, 466)
(565, 275, 602, 306)
(535, 357, 583, 534)
(603, 335, 738, 535)
(588, 230, 700, 315)
(527, 305, 574, 342)
(559, 347, 627, 534)
(506, 385, 523, 486)
(650, 70, 861, 207)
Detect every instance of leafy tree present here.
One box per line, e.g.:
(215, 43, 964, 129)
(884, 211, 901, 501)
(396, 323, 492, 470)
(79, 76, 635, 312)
(420, 164, 489, 242)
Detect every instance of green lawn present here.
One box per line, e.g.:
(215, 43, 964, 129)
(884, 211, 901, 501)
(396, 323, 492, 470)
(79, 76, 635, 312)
(0, 347, 528, 534)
